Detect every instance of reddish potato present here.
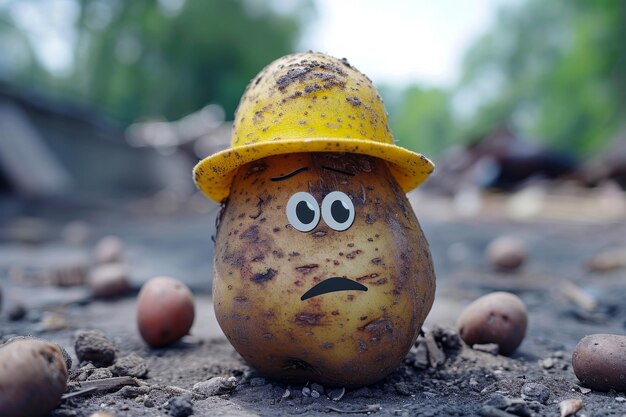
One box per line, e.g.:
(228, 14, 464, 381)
(572, 334, 626, 391)
(137, 276, 195, 347)
(485, 236, 527, 271)
(457, 291, 527, 355)
(0, 338, 68, 417)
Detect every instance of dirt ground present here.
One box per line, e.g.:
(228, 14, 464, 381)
(1, 190, 625, 417)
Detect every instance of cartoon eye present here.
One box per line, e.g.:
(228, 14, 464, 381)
(286, 192, 320, 232)
(321, 191, 355, 231)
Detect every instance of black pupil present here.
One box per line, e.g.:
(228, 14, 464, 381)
(296, 201, 315, 224)
(331, 200, 350, 223)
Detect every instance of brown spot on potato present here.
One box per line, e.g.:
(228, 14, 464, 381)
(294, 312, 325, 326)
(251, 268, 277, 283)
(295, 264, 319, 274)
(321, 342, 334, 350)
(360, 317, 393, 343)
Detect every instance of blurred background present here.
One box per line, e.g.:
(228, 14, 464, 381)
(0, 0, 625, 290)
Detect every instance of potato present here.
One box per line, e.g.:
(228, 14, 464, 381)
(457, 291, 527, 355)
(137, 276, 195, 347)
(485, 236, 527, 271)
(213, 153, 436, 386)
(0, 338, 68, 417)
(572, 334, 626, 391)
(88, 263, 131, 298)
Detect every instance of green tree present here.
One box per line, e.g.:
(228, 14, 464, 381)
(0, 0, 312, 122)
(457, 0, 626, 156)
(387, 86, 455, 158)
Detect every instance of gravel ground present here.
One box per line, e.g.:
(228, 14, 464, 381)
(1, 192, 625, 417)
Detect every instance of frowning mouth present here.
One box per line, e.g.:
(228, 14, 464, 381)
(300, 277, 368, 301)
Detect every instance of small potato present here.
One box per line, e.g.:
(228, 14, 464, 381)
(572, 334, 626, 391)
(93, 235, 124, 264)
(137, 276, 195, 347)
(457, 291, 527, 355)
(0, 339, 68, 417)
(485, 236, 527, 271)
(88, 263, 131, 298)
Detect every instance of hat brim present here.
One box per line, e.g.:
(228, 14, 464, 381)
(193, 138, 434, 202)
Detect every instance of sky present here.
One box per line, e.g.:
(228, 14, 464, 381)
(300, 0, 519, 87)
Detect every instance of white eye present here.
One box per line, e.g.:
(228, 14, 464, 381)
(321, 191, 355, 231)
(286, 192, 320, 232)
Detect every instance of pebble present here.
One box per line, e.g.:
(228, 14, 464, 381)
(412, 341, 430, 369)
(110, 353, 148, 378)
(87, 367, 113, 380)
(483, 393, 510, 409)
(7, 303, 27, 321)
(328, 387, 345, 401)
(505, 399, 531, 417)
(302, 387, 311, 397)
(424, 332, 446, 367)
(249, 377, 267, 386)
(74, 329, 117, 367)
(88, 263, 131, 298)
(395, 382, 412, 396)
(559, 398, 583, 417)
(311, 383, 325, 395)
(117, 386, 150, 399)
(520, 382, 550, 405)
(473, 343, 500, 355)
(479, 405, 517, 417)
(311, 390, 320, 398)
(167, 395, 193, 417)
(192, 376, 238, 396)
(94, 236, 124, 264)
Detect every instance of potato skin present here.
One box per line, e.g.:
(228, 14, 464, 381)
(457, 291, 527, 355)
(213, 153, 436, 386)
(0, 339, 68, 417)
(137, 276, 195, 347)
(572, 334, 626, 391)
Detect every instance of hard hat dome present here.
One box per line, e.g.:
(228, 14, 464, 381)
(194, 52, 434, 202)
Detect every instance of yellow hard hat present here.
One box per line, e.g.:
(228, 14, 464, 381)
(193, 52, 434, 202)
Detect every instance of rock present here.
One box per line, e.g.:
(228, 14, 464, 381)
(192, 376, 237, 396)
(395, 382, 412, 396)
(74, 330, 117, 367)
(520, 382, 550, 405)
(311, 389, 320, 398)
(88, 264, 131, 298)
(110, 353, 148, 378)
(7, 303, 27, 321)
(473, 343, 500, 355)
(412, 340, 430, 369)
(479, 405, 517, 417)
(328, 387, 345, 401)
(94, 236, 124, 264)
(505, 399, 531, 417)
(86, 367, 113, 380)
(559, 399, 583, 417)
(166, 395, 193, 417)
(424, 332, 446, 368)
(431, 325, 462, 350)
(483, 393, 511, 409)
(302, 387, 311, 397)
(249, 377, 266, 386)
(116, 385, 150, 399)
(310, 383, 325, 395)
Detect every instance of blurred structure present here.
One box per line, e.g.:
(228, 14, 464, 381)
(0, 82, 189, 197)
(583, 131, 626, 189)
(427, 125, 578, 195)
